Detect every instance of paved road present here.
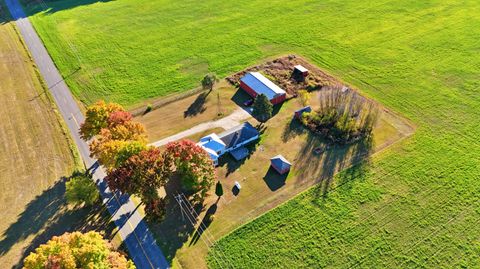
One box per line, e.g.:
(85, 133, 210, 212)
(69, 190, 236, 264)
(4, 1, 169, 268)
(151, 108, 251, 147)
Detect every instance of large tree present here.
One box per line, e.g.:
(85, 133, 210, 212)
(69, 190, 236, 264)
(106, 147, 171, 219)
(81, 102, 147, 169)
(80, 101, 124, 140)
(163, 140, 216, 202)
(23, 231, 135, 269)
(252, 94, 273, 123)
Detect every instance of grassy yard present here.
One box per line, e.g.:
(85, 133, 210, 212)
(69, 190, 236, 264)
(136, 82, 237, 142)
(0, 8, 117, 268)
(18, 0, 480, 268)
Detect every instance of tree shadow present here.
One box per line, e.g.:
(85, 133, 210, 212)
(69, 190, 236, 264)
(183, 91, 209, 118)
(293, 131, 374, 201)
(189, 203, 217, 246)
(282, 118, 307, 142)
(146, 178, 198, 264)
(0, 177, 116, 268)
(263, 166, 288, 191)
(17, 0, 115, 19)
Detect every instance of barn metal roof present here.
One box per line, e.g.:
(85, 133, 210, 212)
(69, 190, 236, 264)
(240, 72, 286, 100)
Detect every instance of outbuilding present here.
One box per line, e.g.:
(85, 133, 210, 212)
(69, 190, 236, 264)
(239, 72, 286, 105)
(270, 155, 292, 175)
(293, 65, 309, 77)
(294, 106, 312, 119)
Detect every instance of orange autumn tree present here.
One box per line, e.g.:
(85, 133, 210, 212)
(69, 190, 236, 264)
(106, 147, 171, 219)
(23, 231, 135, 269)
(80, 101, 124, 140)
(80, 102, 147, 169)
(163, 140, 216, 202)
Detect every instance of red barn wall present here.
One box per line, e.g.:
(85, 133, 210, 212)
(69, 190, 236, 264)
(240, 81, 258, 98)
(240, 81, 286, 105)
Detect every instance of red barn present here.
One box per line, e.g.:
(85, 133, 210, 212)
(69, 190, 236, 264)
(239, 72, 286, 105)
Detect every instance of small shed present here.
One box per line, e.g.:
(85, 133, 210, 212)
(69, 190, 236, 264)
(294, 106, 312, 119)
(294, 65, 309, 77)
(270, 155, 292, 175)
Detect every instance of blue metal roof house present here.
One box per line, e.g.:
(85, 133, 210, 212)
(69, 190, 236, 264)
(197, 122, 260, 166)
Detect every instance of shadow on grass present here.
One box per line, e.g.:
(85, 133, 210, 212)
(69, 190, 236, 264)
(146, 178, 198, 264)
(263, 166, 288, 191)
(294, 130, 374, 200)
(189, 203, 217, 246)
(184, 91, 210, 118)
(0, 177, 115, 268)
(18, 0, 115, 18)
(282, 118, 307, 142)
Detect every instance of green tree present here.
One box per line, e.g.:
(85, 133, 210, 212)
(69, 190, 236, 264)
(252, 94, 273, 123)
(215, 181, 224, 199)
(23, 231, 135, 269)
(65, 172, 99, 206)
(201, 73, 218, 91)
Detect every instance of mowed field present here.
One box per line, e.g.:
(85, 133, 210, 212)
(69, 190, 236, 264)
(20, 0, 480, 268)
(0, 7, 115, 268)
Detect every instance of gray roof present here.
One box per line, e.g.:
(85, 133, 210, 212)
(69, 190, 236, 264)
(218, 122, 259, 148)
(240, 72, 286, 100)
(270, 154, 292, 171)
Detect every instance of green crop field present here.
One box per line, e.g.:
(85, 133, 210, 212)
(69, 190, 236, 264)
(21, 0, 480, 268)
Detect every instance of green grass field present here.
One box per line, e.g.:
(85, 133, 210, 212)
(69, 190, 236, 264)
(21, 0, 480, 268)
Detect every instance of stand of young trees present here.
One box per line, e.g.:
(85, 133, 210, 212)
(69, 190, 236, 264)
(300, 87, 379, 144)
(80, 101, 216, 220)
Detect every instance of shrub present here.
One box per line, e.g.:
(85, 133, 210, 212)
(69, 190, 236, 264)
(145, 103, 153, 114)
(298, 89, 310, 106)
(65, 172, 99, 206)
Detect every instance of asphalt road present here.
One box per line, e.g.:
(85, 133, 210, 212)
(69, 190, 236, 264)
(5, 0, 169, 268)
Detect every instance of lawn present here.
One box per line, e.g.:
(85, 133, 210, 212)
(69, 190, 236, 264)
(136, 81, 238, 142)
(0, 8, 118, 267)
(19, 0, 480, 268)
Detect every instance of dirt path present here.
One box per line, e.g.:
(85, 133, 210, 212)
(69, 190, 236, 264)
(150, 108, 251, 147)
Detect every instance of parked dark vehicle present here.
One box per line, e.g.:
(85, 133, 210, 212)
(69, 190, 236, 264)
(243, 98, 254, 107)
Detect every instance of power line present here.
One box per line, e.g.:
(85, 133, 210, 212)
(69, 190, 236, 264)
(174, 193, 234, 269)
